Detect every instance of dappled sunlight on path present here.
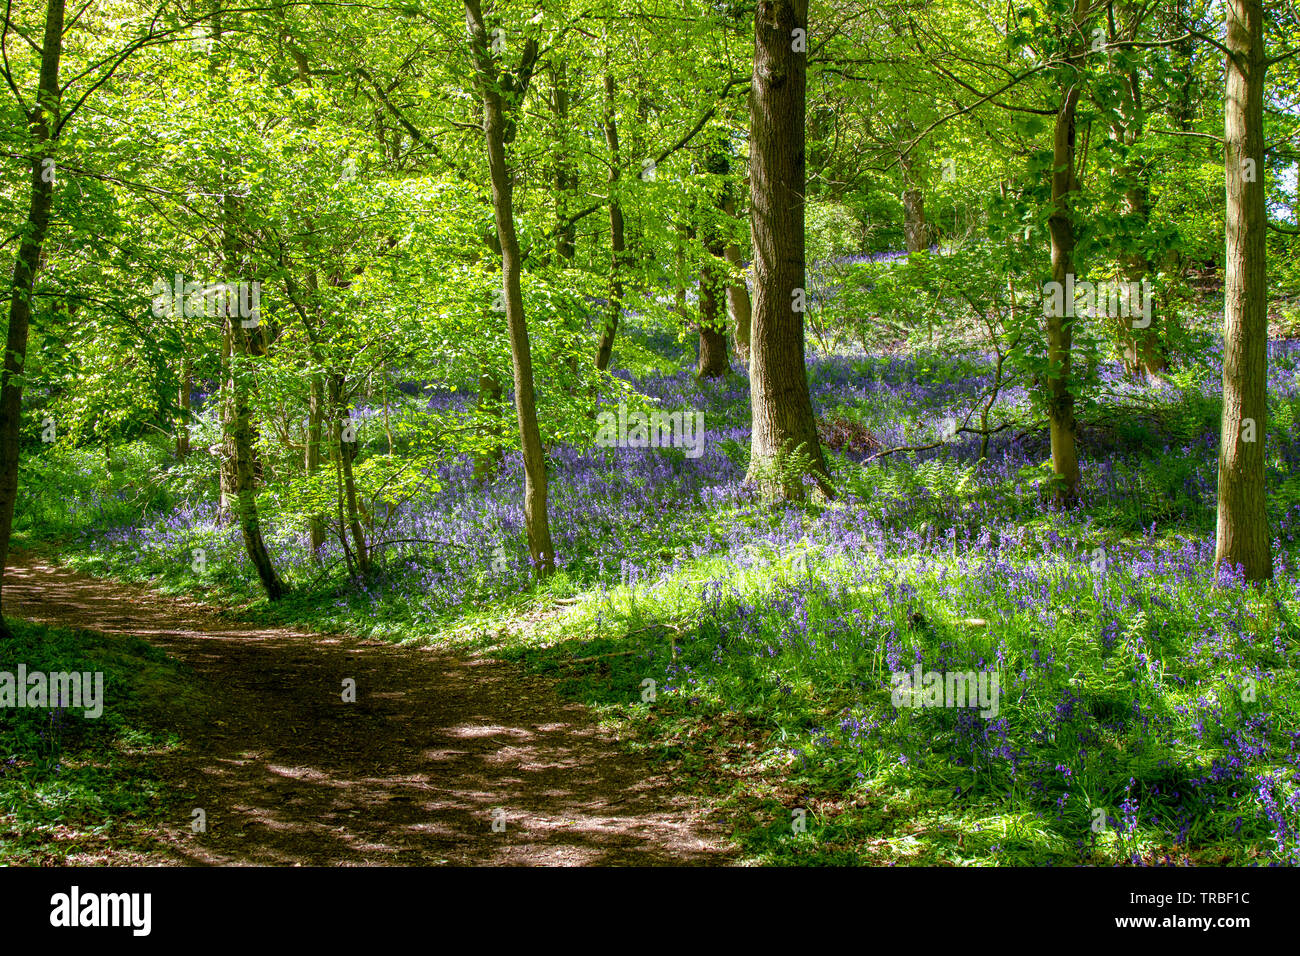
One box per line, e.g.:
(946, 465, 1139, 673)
(6, 553, 735, 866)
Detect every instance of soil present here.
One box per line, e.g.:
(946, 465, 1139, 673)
(4, 551, 737, 866)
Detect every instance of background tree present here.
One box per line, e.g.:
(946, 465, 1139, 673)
(746, 0, 833, 499)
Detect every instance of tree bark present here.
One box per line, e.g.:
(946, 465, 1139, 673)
(698, 236, 730, 379)
(552, 60, 577, 262)
(223, 312, 285, 600)
(331, 374, 369, 577)
(745, 0, 832, 500)
(674, 224, 690, 322)
(1045, 30, 1082, 504)
(1216, 0, 1272, 581)
(472, 370, 504, 481)
(0, 0, 63, 638)
(213, 2, 282, 599)
(465, 0, 554, 576)
(1109, 18, 1167, 380)
(306, 371, 326, 556)
(1116, 182, 1167, 378)
(900, 150, 929, 253)
(722, 196, 752, 367)
(177, 359, 192, 458)
(596, 73, 625, 372)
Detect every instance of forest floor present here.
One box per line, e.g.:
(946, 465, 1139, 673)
(4, 550, 737, 866)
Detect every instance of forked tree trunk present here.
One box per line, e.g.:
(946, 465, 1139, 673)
(0, 0, 64, 639)
(1216, 0, 1272, 581)
(465, 0, 554, 576)
(745, 0, 832, 500)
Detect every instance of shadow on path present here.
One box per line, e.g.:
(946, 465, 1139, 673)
(5, 553, 736, 866)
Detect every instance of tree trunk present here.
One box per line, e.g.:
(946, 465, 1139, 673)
(900, 150, 929, 253)
(306, 371, 325, 556)
(723, 195, 752, 367)
(674, 224, 689, 321)
(465, 0, 554, 576)
(223, 313, 285, 600)
(331, 374, 369, 577)
(177, 358, 192, 458)
(215, 0, 282, 600)
(596, 73, 625, 372)
(1117, 183, 1167, 378)
(1110, 35, 1167, 381)
(697, 237, 730, 379)
(0, 0, 63, 639)
(552, 60, 577, 263)
(472, 370, 504, 481)
(217, 325, 236, 525)
(1045, 63, 1082, 504)
(381, 363, 393, 455)
(1216, 0, 1272, 581)
(745, 0, 832, 500)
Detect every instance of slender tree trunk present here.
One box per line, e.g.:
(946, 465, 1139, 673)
(722, 196, 752, 367)
(596, 73, 625, 372)
(1216, 0, 1272, 581)
(472, 370, 504, 481)
(1110, 33, 1167, 380)
(1045, 63, 1082, 504)
(1172, 0, 1198, 133)
(382, 363, 393, 455)
(674, 224, 689, 321)
(306, 371, 325, 556)
(217, 326, 236, 525)
(745, 0, 832, 500)
(552, 60, 577, 263)
(465, 0, 554, 576)
(213, 3, 282, 599)
(176, 359, 192, 458)
(697, 236, 730, 379)
(1117, 182, 1167, 378)
(0, 0, 63, 638)
(331, 374, 369, 577)
(223, 314, 285, 600)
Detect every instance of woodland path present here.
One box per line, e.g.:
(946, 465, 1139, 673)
(6, 551, 735, 866)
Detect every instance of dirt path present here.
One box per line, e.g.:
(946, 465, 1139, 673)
(4, 552, 736, 866)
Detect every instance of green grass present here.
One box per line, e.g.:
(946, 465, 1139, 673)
(15, 334, 1300, 866)
(494, 540, 1300, 866)
(0, 619, 196, 863)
